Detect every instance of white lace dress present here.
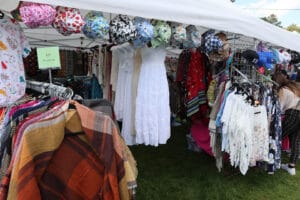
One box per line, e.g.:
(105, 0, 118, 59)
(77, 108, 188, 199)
(114, 46, 136, 145)
(135, 47, 171, 146)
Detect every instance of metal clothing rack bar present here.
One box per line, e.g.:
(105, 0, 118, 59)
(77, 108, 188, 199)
(26, 80, 74, 99)
(231, 66, 252, 84)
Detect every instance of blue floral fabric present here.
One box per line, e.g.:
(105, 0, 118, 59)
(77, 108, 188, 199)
(82, 11, 109, 39)
(132, 17, 154, 48)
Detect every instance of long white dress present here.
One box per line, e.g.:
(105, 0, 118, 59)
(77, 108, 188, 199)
(114, 45, 136, 145)
(135, 47, 171, 146)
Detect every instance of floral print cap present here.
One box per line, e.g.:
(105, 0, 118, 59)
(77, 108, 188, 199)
(132, 17, 154, 48)
(183, 25, 201, 48)
(82, 11, 109, 39)
(151, 20, 171, 48)
(109, 14, 137, 44)
(170, 22, 186, 47)
(19, 2, 56, 28)
(52, 6, 84, 36)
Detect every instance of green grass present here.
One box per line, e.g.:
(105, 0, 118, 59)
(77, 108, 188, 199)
(130, 125, 300, 200)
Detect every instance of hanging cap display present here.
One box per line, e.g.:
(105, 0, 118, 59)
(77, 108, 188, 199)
(203, 32, 223, 54)
(19, 2, 56, 28)
(109, 14, 137, 44)
(52, 6, 84, 36)
(132, 17, 154, 48)
(183, 25, 201, 48)
(257, 51, 276, 71)
(82, 11, 109, 39)
(170, 22, 186, 47)
(151, 20, 171, 48)
(241, 50, 259, 64)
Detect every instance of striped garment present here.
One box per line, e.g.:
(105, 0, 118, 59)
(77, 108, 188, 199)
(1, 101, 136, 200)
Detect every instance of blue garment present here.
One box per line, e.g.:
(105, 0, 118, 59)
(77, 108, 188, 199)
(215, 90, 232, 128)
(90, 74, 103, 99)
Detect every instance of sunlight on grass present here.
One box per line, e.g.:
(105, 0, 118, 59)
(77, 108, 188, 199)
(130, 125, 300, 200)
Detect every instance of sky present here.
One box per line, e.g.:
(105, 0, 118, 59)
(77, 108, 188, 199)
(234, 0, 300, 27)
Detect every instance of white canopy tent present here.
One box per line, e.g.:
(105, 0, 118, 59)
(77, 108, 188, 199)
(1, 0, 300, 52)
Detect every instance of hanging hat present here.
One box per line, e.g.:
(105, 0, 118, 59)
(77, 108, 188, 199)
(241, 50, 259, 64)
(132, 17, 154, 48)
(109, 14, 136, 44)
(151, 20, 171, 48)
(203, 33, 223, 54)
(290, 51, 300, 64)
(257, 51, 276, 71)
(82, 11, 109, 39)
(183, 25, 201, 48)
(52, 6, 84, 36)
(19, 2, 56, 28)
(170, 22, 186, 47)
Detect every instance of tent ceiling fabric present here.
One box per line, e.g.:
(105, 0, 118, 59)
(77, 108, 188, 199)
(2, 0, 300, 52)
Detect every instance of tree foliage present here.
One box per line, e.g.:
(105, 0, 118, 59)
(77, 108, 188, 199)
(287, 24, 300, 33)
(261, 14, 282, 28)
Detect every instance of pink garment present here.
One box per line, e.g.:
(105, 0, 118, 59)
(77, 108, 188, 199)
(20, 2, 56, 28)
(282, 137, 290, 151)
(191, 120, 213, 156)
(8, 100, 40, 118)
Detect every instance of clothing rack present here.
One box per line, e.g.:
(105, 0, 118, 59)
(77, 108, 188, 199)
(253, 67, 279, 87)
(231, 66, 254, 85)
(26, 80, 74, 99)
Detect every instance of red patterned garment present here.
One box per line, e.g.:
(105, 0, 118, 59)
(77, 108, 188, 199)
(186, 50, 207, 117)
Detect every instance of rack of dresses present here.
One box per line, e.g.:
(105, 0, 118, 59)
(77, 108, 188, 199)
(209, 63, 282, 175)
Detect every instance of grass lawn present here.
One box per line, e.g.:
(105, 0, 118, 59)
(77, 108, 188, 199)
(130, 125, 300, 200)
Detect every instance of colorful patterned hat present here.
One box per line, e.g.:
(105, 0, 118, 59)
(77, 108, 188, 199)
(19, 2, 56, 28)
(82, 11, 109, 39)
(183, 25, 201, 48)
(52, 6, 84, 36)
(132, 17, 154, 48)
(151, 20, 171, 48)
(109, 14, 136, 44)
(170, 22, 186, 47)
